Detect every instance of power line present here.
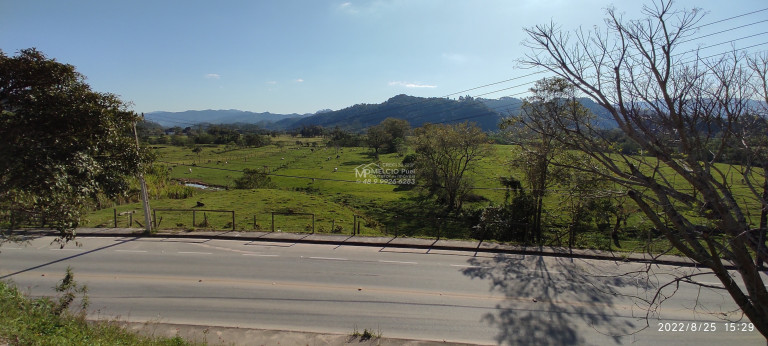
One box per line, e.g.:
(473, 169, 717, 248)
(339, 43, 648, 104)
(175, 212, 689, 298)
(680, 19, 768, 45)
(142, 6, 768, 134)
(695, 7, 768, 29)
(345, 14, 768, 131)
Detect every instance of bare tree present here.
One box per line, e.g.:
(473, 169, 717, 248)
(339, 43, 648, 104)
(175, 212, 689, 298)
(521, 0, 768, 338)
(503, 78, 571, 243)
(504, 77, 607, 244)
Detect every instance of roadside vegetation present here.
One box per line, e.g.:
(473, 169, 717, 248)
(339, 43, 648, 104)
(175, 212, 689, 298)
(0, 269, 197, 345)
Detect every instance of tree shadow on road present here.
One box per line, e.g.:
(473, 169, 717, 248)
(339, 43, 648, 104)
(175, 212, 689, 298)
(462, 254, 651, 345)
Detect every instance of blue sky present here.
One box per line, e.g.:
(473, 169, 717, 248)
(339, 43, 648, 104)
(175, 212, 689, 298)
(2, 1, 767, 115)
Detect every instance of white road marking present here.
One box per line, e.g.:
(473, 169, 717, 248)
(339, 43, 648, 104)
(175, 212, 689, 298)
(242, 254, 279, 257)
(308, 256, 348, 261)
(178, 251, 212, 255)
(378, 260, 418, 265)
(115, 250, 148, 253)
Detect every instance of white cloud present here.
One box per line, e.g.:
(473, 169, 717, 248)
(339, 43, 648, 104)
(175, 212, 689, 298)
(338, 2, 357, 14)
(388, 81, 437, 89)
(295, 78, 305, 83)
(204, 73, 221, 79)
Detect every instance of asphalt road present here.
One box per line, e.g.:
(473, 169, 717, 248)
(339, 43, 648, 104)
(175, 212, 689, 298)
(1, 236, 765, 345)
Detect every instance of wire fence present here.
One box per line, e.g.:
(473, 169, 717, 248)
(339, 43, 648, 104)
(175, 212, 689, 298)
(0, 205, 682, 255)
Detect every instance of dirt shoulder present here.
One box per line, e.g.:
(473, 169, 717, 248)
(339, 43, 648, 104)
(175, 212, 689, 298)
(119, 321, 487, 346)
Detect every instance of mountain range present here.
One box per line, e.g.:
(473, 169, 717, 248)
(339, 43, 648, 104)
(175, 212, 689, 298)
(144, 94, 616, 131)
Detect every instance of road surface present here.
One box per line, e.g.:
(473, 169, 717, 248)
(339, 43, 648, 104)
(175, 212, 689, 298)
(0, 235, 764, 345)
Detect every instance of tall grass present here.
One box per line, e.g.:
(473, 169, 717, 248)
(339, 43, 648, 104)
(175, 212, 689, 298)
(0, 278, 197, 345)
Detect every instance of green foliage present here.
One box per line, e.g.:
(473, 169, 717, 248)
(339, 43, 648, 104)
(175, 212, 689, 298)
(52, 266, 88, 317)
(298, 125, 324, 137)
(477, 177, 536, 242)
(170, 134, 190, 146)
(326, 127, 364, 147)
(503, 77, 594, 243)
(0, 273, 196, 345)
(243, 133, 270, 147)
(366, 118, 411, 154)
(366, 124, 392, 154)
(234, 168, 275, 189)
(136, 119, 165, 139)
(351, 325, 381, 341)
(411, 122, 489, 211)
(0, 48, 147, 239)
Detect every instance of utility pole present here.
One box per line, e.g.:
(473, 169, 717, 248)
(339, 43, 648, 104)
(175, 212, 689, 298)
(133, 116, 152, 233)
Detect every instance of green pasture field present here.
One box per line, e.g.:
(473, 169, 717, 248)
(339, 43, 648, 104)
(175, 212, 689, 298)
(87, 188, 381, 235)
(85, 138, 513, 239)
(82, 137, 765, 254)
(156, 141, 511, 202)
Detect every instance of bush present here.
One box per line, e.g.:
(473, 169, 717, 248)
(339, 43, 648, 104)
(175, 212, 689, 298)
(476, 197, 535, 242)
(0, 268, 197, 345)
(233, 169, 274, 189)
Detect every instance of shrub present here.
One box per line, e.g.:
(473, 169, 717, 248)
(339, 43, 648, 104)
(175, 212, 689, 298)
(233, 169, 274, 189)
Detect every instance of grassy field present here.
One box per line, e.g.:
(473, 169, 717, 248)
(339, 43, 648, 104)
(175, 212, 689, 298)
(88, 188, 382, 235)
(81, 136, 765, 254)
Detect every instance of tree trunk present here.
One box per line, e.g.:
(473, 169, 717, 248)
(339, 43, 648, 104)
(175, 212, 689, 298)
(758, 167, 768, 269)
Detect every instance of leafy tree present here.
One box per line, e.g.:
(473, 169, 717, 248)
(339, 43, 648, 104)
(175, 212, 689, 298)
(411, 122, 489, 212)
(380, 118, 410, 143)
(366, 124, 391, 155)
(366, 118, 410, 155)
(135, 119, 164, 140)
(503, 77, 591, 243)
(326, 126, 363, 148)
(243, 133, 269, 147)
(522, 0, 768, 337)
(299, 125, 324, 138)
(170, 134, 189, 146)
(233, 168, 274, 189)
(0, 49, 148, 240)
(191, 145, 203, 163)
(206, 125, 240, 144)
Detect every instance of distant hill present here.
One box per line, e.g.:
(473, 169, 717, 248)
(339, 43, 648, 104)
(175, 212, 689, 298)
(276, 95, 617, 131)
(144, 94, 619, 131)
(279, 94, 503, 131)
(477, 96, 524, 115)
(144, 109, 310, 128)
